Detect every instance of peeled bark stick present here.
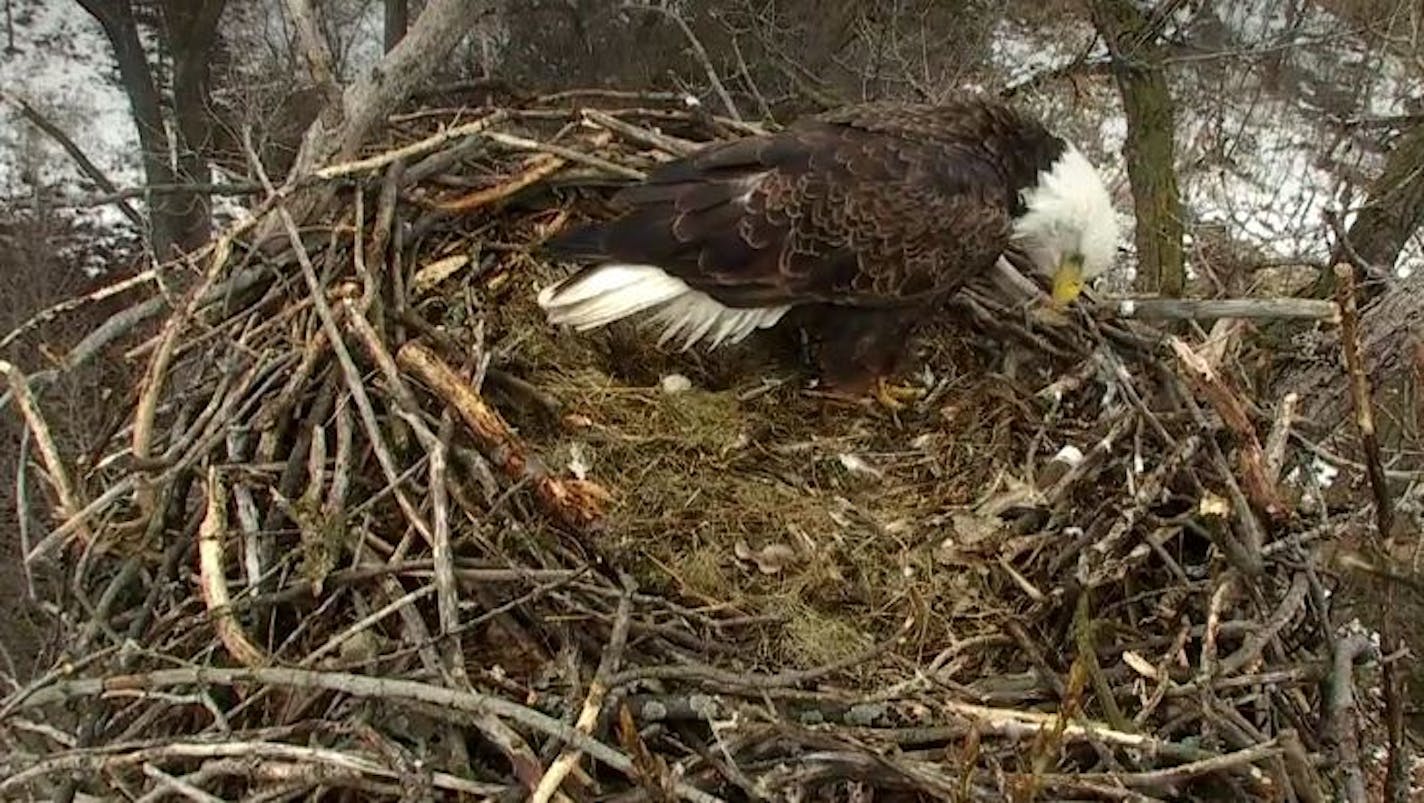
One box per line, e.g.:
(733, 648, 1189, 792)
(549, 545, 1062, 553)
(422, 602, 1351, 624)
(0, 359, 93, 549)
(396, 341, 608, 530)
(1170, 337, 1290, 523)
(197, 467, 269, 667)
(435, 129, 615, 215)
(1099, 297, 1340, 322)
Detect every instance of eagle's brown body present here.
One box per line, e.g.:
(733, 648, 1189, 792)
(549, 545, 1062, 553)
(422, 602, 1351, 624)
(539, 98, 1087, 393)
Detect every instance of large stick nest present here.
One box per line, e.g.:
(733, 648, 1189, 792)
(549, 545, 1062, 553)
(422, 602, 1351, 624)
(0, 92, 1390, 801)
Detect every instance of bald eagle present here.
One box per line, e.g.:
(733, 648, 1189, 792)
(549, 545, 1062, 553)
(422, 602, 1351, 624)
(536, 97, 1119, 402)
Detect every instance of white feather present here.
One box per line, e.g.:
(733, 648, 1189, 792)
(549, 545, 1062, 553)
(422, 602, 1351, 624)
(538, 263, 790, 351)
(1013, 144, 1121, 280)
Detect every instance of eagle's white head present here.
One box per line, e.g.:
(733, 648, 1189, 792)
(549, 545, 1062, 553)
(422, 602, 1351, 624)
(1011, 144, 1120, 305)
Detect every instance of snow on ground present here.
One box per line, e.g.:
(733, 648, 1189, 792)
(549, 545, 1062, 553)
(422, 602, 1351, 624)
(0, 0, 140, 240)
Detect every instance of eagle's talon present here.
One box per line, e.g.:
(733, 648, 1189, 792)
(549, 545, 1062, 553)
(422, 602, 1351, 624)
(874, 377, 923, 411)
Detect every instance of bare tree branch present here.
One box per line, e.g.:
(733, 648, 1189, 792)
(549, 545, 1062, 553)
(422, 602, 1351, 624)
(0, 89, 144, 230)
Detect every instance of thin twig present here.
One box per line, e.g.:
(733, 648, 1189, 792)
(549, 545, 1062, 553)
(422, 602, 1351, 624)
(1332, 262, 1405, 803)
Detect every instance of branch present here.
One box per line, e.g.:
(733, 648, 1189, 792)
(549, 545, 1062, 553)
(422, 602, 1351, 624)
(5, 181, 264, 211)
(619, 3, 742, 121)
(2, 666, 727, 803)
(0, 89, 145, 229)
(0, 360, 93, 548)
(1099, 297, 1340, 322)
(1332, 262, 1406, 803)
(395, 341, 610, 531)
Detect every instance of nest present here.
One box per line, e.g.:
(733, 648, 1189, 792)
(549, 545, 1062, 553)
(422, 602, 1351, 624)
(0, 92, 1390, 801)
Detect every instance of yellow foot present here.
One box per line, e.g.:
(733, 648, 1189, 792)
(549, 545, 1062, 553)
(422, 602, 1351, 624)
(874, 377, 924, 411)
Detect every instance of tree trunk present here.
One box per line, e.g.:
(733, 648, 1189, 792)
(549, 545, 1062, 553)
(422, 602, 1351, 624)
(1090, 0, 1186, 298)
(74, 0, 184, 258)
(263, 0, 492, 238)
(1311, 121, 1424, 300)
(159, 0, 228, 254)
(385, 0, 409, 52)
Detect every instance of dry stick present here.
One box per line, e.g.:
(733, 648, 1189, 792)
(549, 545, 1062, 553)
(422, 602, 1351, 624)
(1324, 634, 1376, 803)
(532, 589, 634, 803)
(396, 341, 609, 531)
(364, 160, 404, 278)
(140, 763, 225, 803)
(1264, 392, 1298, 483)
(936, 700, 1213, 762)
(0, 268, 157, 352)
(447, 125, 609, 209)
(1170, 336, 1290, 524)
(437, 151, 566, 212)
(402, 417, 464, 669)
(196, 467, 268, 667)
(130, 235, 236, 520)
(479, 129, 647, 180)
(3, 738, 503, 798)
(1099, 297, 1340, 322)
(3, 667, 727, 803)
(14, 428, 36, 598)
(1217, 572, 1308, 676)
(1332, 262, 1406, 803)
(0, 359, 93, 546)
(24, 477, 136, 562)
(1278, 728, 1328, 803)
(247, 141, 434, 547)
(1027, 739, 1280, 790)
(581, 108, 701, 156)
(617, 3, 742, 121)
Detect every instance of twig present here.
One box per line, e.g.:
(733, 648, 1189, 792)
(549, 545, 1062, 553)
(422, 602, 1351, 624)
(1332, 262, 1405, 803)
(396, 341, 609, 531)
(478, 129, 647, 180)
(0, 359, 92, 546)
(197, 467, 268, 667)
(618, 4, 742, 121)
(1217, 572, 1308, 676)
(439, 131, 612, 212)
(3, 666, 727, 803)
(0, 268, 157, 353)
(1171, 336, 1289, 524)
(532, 585, 634, 803)
(581, 108, 701, 156)
(1026, 739, 1279, 790)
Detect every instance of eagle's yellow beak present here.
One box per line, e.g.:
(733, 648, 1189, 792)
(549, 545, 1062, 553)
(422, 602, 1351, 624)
(1050, 254, 1085, 306)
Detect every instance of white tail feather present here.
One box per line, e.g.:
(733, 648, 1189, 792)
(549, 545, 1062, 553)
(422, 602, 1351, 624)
(537, 263, 790, 351)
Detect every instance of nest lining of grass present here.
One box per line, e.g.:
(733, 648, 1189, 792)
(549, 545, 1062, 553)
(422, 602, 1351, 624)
(0, 90, 1391, 801)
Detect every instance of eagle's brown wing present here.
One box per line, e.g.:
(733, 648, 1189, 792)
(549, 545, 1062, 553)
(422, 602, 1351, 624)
(545, 100, 1030, 309)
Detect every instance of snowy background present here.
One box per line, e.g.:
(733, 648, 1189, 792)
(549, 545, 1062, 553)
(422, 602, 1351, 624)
(1, 0, 1421, 280)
